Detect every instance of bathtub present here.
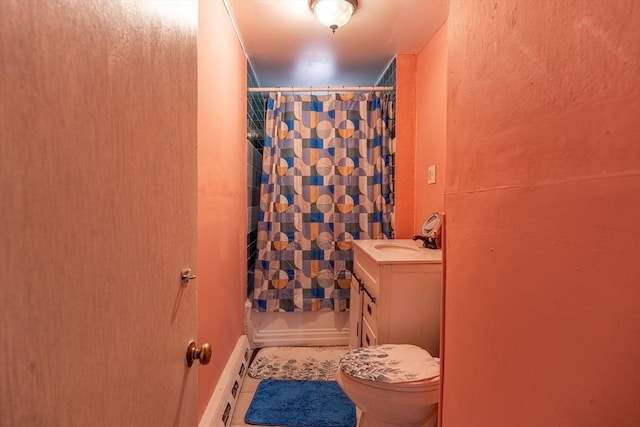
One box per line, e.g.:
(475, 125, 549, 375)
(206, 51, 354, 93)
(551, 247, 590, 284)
(244, 299, 349, 348)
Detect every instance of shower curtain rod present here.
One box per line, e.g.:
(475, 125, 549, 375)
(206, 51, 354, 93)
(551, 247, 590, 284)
(247, 86, 394, 93)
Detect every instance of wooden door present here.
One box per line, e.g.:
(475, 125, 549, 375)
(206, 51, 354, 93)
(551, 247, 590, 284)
(0, 1, 198, 426)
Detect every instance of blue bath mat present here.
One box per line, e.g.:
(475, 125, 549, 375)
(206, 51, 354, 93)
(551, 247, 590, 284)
(245, 379, 356, 427)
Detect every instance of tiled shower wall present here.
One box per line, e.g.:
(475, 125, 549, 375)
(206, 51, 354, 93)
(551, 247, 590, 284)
(376, 57, 396, 87)
(245, 58, 397, 297)
(246, 63, 264, 297)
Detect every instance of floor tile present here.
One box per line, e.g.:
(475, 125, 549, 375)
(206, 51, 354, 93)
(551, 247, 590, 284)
(240, 376, 261, 393)
(230, 392, 255, 426)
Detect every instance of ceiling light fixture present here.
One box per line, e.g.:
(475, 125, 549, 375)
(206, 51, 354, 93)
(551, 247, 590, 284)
(310, 0, 358, 34)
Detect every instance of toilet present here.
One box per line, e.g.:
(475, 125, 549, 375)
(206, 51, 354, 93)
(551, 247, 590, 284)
(337, 344, 440, 427)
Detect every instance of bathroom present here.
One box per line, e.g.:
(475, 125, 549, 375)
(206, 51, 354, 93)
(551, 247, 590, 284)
(1, 1, 638, 426)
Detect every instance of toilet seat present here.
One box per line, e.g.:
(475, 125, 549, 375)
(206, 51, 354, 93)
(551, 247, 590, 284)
(339, 344, 440, 385)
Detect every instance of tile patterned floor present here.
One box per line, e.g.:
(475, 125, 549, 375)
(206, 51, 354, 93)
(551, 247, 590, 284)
(230, 347, 361, 426)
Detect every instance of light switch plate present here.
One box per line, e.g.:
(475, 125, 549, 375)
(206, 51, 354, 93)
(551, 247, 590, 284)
(427, 165, 436, 184)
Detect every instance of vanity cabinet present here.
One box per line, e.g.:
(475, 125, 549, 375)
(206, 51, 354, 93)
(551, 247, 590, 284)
(349, 240, 442, 357)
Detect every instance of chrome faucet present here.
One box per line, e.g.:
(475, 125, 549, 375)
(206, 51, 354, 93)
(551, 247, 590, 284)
(412, 235, 437, 249)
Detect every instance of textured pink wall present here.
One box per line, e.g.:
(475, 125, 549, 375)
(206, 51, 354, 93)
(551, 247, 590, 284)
(197, 0, 247, 417)
(395, 54, 418, 238)
(415, 23, 447, 232)
(444, 1, 640, 426)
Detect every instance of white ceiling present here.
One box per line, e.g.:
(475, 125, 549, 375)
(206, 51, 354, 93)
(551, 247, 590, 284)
(226, 0, 449, 88)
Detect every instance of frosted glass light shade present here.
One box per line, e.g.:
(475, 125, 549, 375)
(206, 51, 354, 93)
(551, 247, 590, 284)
(311, 0, 357, 31)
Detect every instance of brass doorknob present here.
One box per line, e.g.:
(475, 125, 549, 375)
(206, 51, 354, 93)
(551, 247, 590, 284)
(186, 341, 212, 367)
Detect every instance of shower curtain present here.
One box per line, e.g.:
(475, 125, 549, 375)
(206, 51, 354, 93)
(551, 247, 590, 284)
(253, 91, 395, 312)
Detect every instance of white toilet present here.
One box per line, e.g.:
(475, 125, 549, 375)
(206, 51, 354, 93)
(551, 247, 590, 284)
(336, 344, 440, 427)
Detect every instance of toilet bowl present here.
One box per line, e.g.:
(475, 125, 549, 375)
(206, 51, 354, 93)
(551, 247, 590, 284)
(336, 344, 440, 427)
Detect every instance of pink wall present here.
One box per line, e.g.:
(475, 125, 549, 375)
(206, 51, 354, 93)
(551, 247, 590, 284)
(415, 23, 447, 232)
(394, 55, 418, 238)
(443, 1, 640, 426)
(197, 0, 247, 417)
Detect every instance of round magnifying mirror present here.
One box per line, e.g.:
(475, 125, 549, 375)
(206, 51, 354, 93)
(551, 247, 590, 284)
(421, 212, 442, 238)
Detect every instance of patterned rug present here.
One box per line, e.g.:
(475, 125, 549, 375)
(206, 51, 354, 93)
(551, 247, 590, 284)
(247, 346, 349, 381)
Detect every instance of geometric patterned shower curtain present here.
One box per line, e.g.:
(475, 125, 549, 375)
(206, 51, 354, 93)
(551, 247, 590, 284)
(252, 92, 395, 312)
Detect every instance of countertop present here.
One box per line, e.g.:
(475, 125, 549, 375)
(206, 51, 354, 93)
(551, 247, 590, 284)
(352, 239, 443, 264)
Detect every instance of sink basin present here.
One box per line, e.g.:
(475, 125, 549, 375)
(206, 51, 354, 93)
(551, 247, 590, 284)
(373, 242, 420, 252)
(354, 239, 442, 264)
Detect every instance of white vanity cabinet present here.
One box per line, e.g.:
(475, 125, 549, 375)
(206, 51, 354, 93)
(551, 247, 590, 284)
(349, 240, 442, 357)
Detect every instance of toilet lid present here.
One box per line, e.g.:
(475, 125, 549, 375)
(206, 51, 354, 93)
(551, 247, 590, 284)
(339, 344, 440, 383)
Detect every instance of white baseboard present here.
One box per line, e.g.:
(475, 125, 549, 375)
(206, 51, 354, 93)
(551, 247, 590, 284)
(198, 335, 251, 427)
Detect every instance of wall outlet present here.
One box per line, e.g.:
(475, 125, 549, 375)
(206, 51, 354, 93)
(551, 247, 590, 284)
(427, 165, 436, 184)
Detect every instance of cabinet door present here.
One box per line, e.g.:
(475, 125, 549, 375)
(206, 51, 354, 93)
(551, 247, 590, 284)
(349, 275, 363, 349)
(362, 290, 378, 333)
(362, 318, 378, 348)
